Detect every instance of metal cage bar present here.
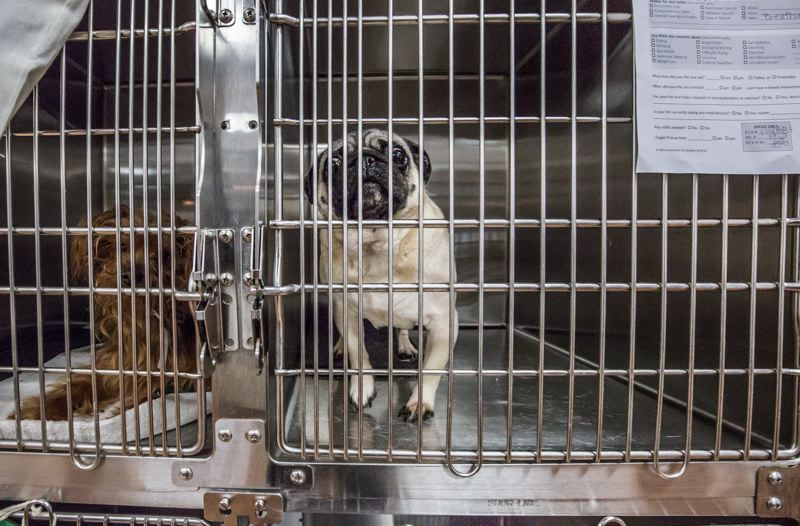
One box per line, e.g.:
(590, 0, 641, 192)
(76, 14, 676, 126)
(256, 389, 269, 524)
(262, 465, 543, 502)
(268, 0, 800, 473)
(0, 0, 205, 461)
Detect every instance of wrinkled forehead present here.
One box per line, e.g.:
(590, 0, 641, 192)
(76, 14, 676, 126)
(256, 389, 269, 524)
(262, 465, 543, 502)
(315, 130, 411, 170)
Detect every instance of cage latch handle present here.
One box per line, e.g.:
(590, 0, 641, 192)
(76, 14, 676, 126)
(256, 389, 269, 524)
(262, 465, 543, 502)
(243, 225, 266, 375)
(193, 229, 224, 378)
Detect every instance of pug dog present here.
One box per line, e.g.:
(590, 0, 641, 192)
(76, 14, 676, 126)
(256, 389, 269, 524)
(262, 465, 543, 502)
(305, 129, 457, 422)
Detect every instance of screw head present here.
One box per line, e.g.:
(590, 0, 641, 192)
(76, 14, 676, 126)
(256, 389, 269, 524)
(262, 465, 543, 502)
(254, 498, 267, 518)
(219, 229, 234, 243)
(218, 497, 232, 514)
(204, 273, 218, 287)
(220, 272, 234, 286)
(246, 429, 262, 443)
(768, 471, 784, 485)
(218, 429, 233, 442)
(220, 120, 230, 130)
(767, 496, 783, 511)
(178, 467, 193, 480)
(289, 468, 307, 485)
(243, 7, 256, 23)
(248, 120, 259, 130)
(218, 9, 233, 24)
(242, 228, 253, 242)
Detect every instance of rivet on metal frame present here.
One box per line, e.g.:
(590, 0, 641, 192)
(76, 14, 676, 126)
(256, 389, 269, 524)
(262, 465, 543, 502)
(178, 467, 194, 480)
(243, 7, 256, 23)
(756, 465, 798, 518)
(218, 429, 233, 442)
(254, 498, 267, 519)
(246, 429, 261, 443)
(768, 471, 784, 485)
(204, 492, 283, 526)
(242, 227, 253, 242)
(248, 120, 259, 130)
(288, 468, 307, 486)
(220, 120, 231, 130)
(218, 9, 233, 25)
(219, 229, 234, 243)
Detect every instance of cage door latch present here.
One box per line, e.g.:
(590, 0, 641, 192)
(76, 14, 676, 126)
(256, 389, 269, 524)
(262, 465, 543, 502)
(193, 229, 230, 377)
(756, 464, 800, 520)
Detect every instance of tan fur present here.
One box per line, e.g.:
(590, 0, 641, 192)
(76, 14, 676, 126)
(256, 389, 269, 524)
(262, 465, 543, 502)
(313, 130, 457, 420)
(12, 206, 199, 421)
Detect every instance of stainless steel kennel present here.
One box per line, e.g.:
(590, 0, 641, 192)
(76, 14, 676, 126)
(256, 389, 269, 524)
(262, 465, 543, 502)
(1, 0, 799, 524)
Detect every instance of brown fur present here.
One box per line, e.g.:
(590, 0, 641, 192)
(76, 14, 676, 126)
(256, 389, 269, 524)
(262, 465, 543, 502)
(11, 205, 199, 421)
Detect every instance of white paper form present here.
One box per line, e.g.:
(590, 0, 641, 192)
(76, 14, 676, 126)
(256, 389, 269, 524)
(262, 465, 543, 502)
(634, 0, 800, 174)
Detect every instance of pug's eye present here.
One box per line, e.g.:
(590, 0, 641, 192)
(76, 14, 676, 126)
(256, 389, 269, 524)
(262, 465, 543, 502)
(392, 148, 408, 170)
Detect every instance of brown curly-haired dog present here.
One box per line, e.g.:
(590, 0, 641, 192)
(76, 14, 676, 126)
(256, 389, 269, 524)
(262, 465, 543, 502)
(11, 205, 198, 421)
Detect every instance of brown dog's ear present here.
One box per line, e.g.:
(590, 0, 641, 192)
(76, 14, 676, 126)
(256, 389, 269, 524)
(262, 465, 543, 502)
(69, 215, 90, 284)
(169, 214, 195, 282)
(305, 149, 327, 204)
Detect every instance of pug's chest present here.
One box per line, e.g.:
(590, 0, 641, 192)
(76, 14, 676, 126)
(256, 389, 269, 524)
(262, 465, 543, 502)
(320, 234, 420, 328)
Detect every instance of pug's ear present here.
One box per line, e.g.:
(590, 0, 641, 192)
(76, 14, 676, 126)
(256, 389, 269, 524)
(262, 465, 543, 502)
(304, 164, 315, 204)
(405, 139, 432, 185)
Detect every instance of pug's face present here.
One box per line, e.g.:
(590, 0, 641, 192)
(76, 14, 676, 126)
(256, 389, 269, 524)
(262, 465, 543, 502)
(305, 129, 431, 220)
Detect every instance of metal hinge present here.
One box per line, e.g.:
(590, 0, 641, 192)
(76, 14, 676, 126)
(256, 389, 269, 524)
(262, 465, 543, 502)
(193, 226, 265, 375)
(756, 464, 799, 520)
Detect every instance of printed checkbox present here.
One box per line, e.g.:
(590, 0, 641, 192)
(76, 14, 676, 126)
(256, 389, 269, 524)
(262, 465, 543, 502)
(697, 59, 701, 63)
(744, 60, 748, 64)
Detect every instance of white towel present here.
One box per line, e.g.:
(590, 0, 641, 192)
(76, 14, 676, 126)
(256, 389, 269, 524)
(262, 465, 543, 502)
(0, 0, 90, 135)
(0, 347, 211, 444)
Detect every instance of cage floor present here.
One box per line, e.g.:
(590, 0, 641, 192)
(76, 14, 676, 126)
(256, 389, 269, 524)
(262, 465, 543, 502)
(284, 328, 748, 456)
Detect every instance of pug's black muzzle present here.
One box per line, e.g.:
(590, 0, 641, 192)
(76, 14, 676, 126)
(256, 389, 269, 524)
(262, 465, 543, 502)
(330, 151, 407, 220)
